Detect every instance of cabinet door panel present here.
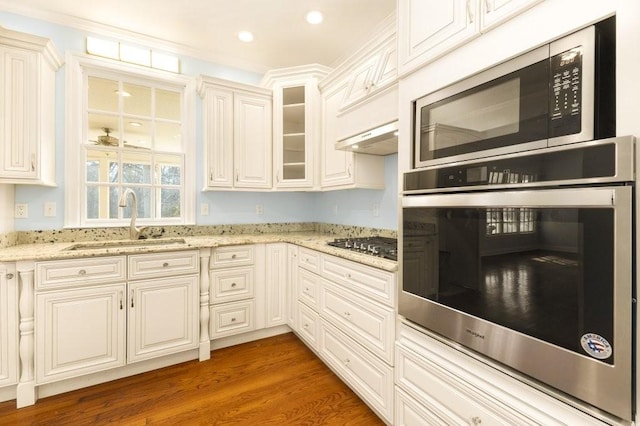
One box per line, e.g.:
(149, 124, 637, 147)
(234, 93, 272, 188)
(203, 87, 234, 187)
(398, 0, 480, 75)
(481, 0, 543, 31)
(265, 243, 287, 327)
(36, 285, 126, 384)
(128, 275, 199, 363)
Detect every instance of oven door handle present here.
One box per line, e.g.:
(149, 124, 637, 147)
(402, 186, 628, 208)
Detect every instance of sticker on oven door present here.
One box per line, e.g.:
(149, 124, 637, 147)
(580, 333, 612, 360)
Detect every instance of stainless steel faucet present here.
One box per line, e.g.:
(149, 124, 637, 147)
(118, 188, 142, 240)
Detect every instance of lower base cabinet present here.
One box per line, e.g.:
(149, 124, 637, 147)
(395, 321, 610, 425)
(0, 263, 18, 391)
(320, 320, 393, 422)
(210, 299, 256, 338)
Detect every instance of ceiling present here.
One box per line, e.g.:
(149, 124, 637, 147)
(0, 0, 396, 74)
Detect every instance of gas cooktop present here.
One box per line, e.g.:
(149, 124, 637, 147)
(327, 236, 397, 261)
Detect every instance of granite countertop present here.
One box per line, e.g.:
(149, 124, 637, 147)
(0, 232, 397, 272)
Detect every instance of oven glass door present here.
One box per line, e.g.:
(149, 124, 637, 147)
(402, 186, 632, 364)
(416, 59, 550, 163)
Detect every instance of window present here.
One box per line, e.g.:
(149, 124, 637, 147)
(66, 54, 195, 227)
(486, 208, 535, 235)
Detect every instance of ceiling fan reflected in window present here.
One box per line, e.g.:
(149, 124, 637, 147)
(89, 127, 150, 150)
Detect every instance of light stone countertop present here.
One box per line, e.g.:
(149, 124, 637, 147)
(0, 232, 397, 272)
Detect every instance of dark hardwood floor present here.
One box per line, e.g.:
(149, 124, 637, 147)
(0, 333, 384, 425)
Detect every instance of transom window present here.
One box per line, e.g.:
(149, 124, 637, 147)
(66, 55, 195, 227)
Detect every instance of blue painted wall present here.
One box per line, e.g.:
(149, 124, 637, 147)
(2, 11, 398, 232)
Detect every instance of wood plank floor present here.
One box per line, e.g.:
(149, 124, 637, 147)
(0, 333, 384, 425)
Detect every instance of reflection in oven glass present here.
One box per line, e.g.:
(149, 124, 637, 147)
(403, 207, 615, 364)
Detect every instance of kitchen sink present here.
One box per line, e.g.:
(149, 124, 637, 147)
(65, 238, 188, 251)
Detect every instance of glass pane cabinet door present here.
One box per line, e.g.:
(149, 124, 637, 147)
(282, 86, 305, 181)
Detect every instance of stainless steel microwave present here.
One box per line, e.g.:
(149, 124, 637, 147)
(413, 18, 615, 168)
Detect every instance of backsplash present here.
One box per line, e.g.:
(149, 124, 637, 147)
(4, 222, 397, 246)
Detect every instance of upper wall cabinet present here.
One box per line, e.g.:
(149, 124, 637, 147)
(198, 76, 272, 190)
(262, 65, 330, 190)
(398, 0, 543, 77)
(339, 34, 397, 113)
(0, 26, 63, 186)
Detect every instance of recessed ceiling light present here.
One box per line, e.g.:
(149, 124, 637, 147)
(306, 10, 323, 25)
(114, 89, 131, 97)
(129, 121, 142, 127)
(238, 31, 254, 42)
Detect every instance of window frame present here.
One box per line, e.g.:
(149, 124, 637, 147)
(65, 53, 196, 228)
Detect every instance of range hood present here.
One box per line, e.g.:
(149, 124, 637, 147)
(335, 121, 398, 156)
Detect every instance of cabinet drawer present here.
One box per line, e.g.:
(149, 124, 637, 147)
(320, 320, 393, 423)
(210, 266, 255, 304)
(210, 245, 255, 269)
(128, 250, 199, 280)
(298, 247, 320, 274)
(297, 301, 319, 351)
(320, 254, 395, 306)
(210, 300, 255, 339)
(297, 268, 321, 311)
(36, 256, 127, 290)
(320, 283, 394, 364)
(395, 387, 444, 426)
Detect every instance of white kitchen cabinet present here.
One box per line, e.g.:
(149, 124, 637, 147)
(36, 284, 126, 384)
(0, 263, 18, 390)
(35, 251, 199, 384)
(480, 0, 544, 31)
(320, 319, 394, 422)
(339, 34, 397, 112)
(292, 248, 396, 423)
(395, 321, 608, 425)
(198, 76, 272, 190)
(209, 245, 260, 339)
(320, 79, 385, 190)
(0, 27, 63, 186)
(286, 244, 298, 328)
(397, 0, 542, 76)
(262, 65, 330, 190)
(264, 243, 287, 327)
(127, 275, 199, 363)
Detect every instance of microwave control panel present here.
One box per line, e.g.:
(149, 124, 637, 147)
(549, 46, 583, 137)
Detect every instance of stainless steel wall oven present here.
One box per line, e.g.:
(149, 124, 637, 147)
(400, 136, 635, 422)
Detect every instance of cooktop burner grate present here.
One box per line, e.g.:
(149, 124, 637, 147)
(327, 236, 397, 261)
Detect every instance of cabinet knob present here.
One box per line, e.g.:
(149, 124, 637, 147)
(231, 254, 237, 259)
(231, 317, 236, 322)
(163, 262, 169, 267)
(231, 282, 237, 287)
(78, 269, 87, 275)
(5, 273, 14, 280)
(303, 323, 309, 329)
(471, 416, 482, 425)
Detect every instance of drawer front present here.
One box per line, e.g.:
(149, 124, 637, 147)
(210, 300, 255, 339)
(320, 254, 395, 306)
(297, 268, 321, 311)
(320, 320, 393, 423)
(296, 301, 319, 351)
(395, 345, 533, 426)
(298, 247, 321, 274)
(128, 250, 199, 280)
(210, 267, 255, 304)
(395, 387, 445, 426)
(36, 256, 127, 290)
(320, 283, 394, 364)
(210, 245, 255, 269)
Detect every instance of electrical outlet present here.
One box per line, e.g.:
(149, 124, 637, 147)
(256, 204, 264, 215)
(200, 203, 209, 215)
(44, 202, 56, 217)
(15, 204, 28, 219)
(373, 204, 380, 217)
